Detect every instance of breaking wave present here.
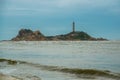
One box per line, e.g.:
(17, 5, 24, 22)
(0, 58, 120, 80)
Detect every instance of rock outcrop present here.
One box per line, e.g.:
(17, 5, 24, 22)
(12, 29, 45, 41)
(11, 29, 107, 41)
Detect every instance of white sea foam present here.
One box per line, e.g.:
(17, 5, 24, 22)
(0, 68, 16, 74)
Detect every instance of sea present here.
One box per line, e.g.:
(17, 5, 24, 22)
(0, 41, 120, 80)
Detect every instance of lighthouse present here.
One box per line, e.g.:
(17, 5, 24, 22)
(72, 21, 75, 33)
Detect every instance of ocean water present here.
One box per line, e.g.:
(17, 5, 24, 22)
(0, 41, 120, 80)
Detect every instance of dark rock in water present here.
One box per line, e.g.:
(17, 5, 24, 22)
(11, 29, 107, 41)
(0, 59, 17, 65)
(12, 29, 45, 41)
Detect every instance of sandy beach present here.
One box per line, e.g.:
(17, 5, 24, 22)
(0, 73, 19, 80)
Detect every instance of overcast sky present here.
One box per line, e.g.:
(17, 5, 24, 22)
(0, 0, 120, 40)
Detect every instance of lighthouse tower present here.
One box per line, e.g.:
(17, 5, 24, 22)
(72, 21, 75, 33)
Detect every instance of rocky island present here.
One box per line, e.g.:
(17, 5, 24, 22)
(12, 29, 46, 41)
(11, 22, 107, 41)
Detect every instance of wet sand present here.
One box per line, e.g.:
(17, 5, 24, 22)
(0, 73, 19, 80)
(0, 73, 42, 80)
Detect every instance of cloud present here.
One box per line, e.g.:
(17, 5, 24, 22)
(9, 0, 119, 7)
(1, 0, 120, 16)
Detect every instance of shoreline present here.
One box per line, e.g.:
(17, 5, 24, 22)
(0, 73, 19, 80)
(0, 58, 120, 80)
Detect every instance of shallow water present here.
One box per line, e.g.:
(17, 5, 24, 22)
(0, 41, 120, 80)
